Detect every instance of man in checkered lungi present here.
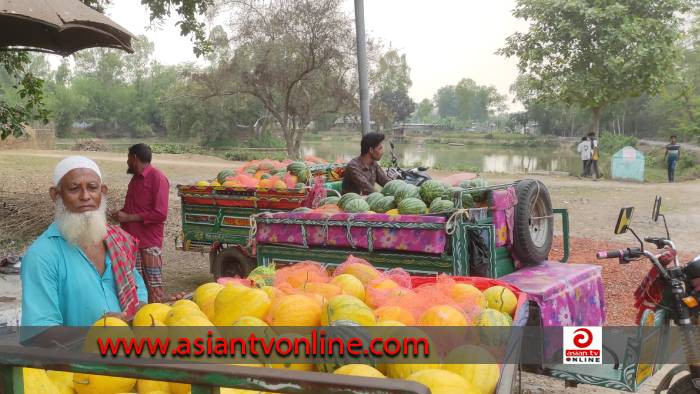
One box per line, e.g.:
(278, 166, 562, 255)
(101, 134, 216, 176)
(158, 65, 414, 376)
(111, 144, 169, 303)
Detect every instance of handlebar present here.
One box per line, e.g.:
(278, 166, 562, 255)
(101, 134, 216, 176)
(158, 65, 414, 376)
(597, 250, 623, 259)
(596, 247, 643, 261)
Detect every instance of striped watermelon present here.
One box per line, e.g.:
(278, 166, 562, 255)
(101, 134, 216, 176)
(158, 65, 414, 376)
(419, 180, 447, 205)
(394, 183, 420, 204)
(366, 192, 384, 207)
(320, 196, 341, 206)
(217, 170, 234, 184)
(343, 198, 370, 213)
(398, 197, 427, 215)
(338, 193, 361, 210)
(287, 161, 310, 183)
(382, 179, 406, 196)
(429, 198, 455, 213)
(370, 196, 396, 213)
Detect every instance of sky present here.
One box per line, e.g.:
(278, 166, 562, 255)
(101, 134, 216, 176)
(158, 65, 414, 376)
(99, 0, 527, 104)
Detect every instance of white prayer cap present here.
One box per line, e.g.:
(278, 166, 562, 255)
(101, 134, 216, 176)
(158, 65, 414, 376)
(53, 156, 102, 186)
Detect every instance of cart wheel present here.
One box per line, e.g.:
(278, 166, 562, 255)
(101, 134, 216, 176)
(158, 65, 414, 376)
(668, 375, 698, 394)
(512, 179, 553, 266)
(211, 247, 255, 280)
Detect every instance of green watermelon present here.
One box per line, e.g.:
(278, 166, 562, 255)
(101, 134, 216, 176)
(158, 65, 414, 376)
(398, 197, 427, 215)
(338, 193, 361, 210)
(247, 265, 276, 287)
(382, 179, 406, 196)
(217, 170, 233, 184)
(459, 177, 489, 203)
(394, 183, 420, 204)
(295, 182, 307, 190)
(366, 192, 384, 207)
(419, 180, 447, 205)
(370, 195, 396, 213)
(287, 162, 310, 183)
(319, 196, 340, 206)
(245, 167, 257, 175)
(260, 173, 271, 180)
(444, 187, 474, 208)
(292, 207, 312, 213)
(343, 198, 370, 213)
(429, 198, 455, 213)
(317, 323, 375, 373)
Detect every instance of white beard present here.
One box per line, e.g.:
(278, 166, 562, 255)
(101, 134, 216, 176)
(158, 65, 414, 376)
(55, 196, 108, 247)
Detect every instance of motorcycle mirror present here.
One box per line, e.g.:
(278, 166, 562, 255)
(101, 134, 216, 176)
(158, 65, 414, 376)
(418, 166, 428, 172)
(614, 207, 635, 235)
(652, 196, 662, 222)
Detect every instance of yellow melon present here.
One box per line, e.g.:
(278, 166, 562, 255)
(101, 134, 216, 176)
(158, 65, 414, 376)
(374, 305, 416, 325)
(267, 294, 321, 326)
(23, 368, 60, 394)
(173, 299, 200, 310)
(165, 304, 208, 326)
(418, 305, 468, 326)
(330, 274, 366, 301)
(169, 382, 191, 394)
(73, 373, 136, 394)
(194, 282, 225, 320)
(273, 180, 287, 190)
(341, 263, 381, 285)
(214, 285, 254, 320)
(406, 369, 480, 394)
(482, 286, 517, 316)
(386, 209, 399, 216)
(321, 300, 376, 326)
(195, 180, 210, 187)
(443, 345, 500, 394)
(303, 282, 342, 301)
(261, 285, 279, 299)
(451, 283, 487, 308)
(133, 303, 171, 327)
(333, 364, 385, 378)
(214, 288, 271, 326)
(232, 316, 269, 326)
(46, 370, 74, 390)
(137, 379, 170, 394)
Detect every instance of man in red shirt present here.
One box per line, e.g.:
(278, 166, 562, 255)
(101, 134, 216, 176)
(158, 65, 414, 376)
(111, 143, 169, 302)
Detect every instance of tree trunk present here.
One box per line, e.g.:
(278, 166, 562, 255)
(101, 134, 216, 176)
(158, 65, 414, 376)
(591, 106, 602, 136)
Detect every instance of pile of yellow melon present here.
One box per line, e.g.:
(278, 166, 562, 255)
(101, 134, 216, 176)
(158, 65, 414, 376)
(26, 258, 518, 394)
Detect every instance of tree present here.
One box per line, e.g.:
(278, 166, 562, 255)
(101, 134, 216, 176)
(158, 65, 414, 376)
(0, 0, 215, 139)
(370, 49, 416, 130)
(190, 0, 356, 158)
(434, 86, 459, 118)
(414, 98, 434, 121)
(499, 0, 692, 135)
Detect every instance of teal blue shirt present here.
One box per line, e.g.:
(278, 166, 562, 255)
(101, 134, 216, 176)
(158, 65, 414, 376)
(20, 222, 148, 327)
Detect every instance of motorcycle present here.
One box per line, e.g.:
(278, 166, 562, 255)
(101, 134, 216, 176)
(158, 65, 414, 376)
(385, 141, 432, 186)
(597, 196, 700, 393)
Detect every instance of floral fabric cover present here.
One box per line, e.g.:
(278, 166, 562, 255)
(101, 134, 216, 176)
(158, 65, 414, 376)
(255, 212, 448, 255)
(500, 261, 605, 326)
(491, 187, 517, 247)
(500, 261, 606, 359)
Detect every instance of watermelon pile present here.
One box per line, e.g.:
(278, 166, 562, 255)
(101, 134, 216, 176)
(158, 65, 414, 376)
(317, 176, 490, 216)
(193, 159, 312, 190)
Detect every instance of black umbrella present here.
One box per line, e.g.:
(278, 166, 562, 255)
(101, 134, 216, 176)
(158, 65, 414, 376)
(0, 0, 134, 55)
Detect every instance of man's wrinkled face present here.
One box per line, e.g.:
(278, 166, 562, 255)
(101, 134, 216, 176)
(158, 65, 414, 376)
(49, 168, 108, 246)
(369, 143, 384, 161)
(127, 154, 137, 174)
(50, 168, 105, 213)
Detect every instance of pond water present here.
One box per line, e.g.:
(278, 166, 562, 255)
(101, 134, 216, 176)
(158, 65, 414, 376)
(302, 141, 583, 174)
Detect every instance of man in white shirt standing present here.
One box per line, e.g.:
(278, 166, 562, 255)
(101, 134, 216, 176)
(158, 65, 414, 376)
(577, 136, 592, 178)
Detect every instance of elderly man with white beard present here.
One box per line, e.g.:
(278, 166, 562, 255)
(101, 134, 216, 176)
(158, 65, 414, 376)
(20, 156, 148, 337)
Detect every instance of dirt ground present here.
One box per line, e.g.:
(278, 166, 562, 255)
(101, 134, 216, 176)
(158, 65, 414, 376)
(2, 149, 699, 393)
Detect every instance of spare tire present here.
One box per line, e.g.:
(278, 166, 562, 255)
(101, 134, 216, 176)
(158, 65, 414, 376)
(512, 179, 553, 265)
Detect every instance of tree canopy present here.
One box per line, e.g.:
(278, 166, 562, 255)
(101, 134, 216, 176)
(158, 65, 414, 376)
(499, 0, 693, 135)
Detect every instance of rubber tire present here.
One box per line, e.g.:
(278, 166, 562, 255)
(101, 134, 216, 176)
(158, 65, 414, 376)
(668, 375, 697, 394)
(512, 179, 554, 266)
(210, 247, 255, 280)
